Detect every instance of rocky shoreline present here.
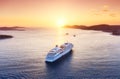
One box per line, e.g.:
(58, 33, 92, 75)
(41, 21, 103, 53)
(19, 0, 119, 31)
(0, 35, 13, 39)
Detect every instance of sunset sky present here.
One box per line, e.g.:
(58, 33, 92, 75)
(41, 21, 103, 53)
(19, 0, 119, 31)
(0, 0, 120, 27)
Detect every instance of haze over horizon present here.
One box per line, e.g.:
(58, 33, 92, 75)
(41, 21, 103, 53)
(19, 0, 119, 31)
(0, 0, 120, 27)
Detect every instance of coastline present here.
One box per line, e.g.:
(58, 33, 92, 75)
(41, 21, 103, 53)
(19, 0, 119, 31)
(64, 24, 120, 36)
(0, 35, 13, 39)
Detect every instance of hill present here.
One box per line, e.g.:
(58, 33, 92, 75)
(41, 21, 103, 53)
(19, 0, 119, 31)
(64, 24, 120, 35)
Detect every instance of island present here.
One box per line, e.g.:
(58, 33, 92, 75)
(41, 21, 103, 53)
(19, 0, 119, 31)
(0, 26, 25, 31)
(64, 24, 120, 36)
(0, 35, 13, 39)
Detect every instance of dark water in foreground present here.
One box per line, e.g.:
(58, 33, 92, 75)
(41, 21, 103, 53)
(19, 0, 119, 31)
(0, 28, 120, 79)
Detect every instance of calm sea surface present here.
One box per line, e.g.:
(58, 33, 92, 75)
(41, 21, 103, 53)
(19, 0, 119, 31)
(0, 28, 120, 79)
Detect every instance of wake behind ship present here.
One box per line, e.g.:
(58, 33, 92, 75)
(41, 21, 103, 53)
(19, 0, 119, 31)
(45, 43, 73, 62)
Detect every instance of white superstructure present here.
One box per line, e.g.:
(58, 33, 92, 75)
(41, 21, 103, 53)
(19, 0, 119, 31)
(45, 43, 73, 62)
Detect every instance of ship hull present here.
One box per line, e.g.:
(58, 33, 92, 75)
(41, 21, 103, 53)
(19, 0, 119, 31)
(45, 43, 73, 62)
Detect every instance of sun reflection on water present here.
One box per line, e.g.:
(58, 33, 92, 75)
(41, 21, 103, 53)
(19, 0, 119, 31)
(55, 28, 66, 46)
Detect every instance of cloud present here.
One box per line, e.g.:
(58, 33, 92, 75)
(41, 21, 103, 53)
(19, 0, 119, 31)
(102, 5, 110, 12)
(92, 5, 117, 17)
(109, 13, 116, 17)
(94, 13, 100, 16)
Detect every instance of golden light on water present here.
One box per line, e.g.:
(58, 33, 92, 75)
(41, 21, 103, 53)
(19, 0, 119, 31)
(55, 28, 65, 45)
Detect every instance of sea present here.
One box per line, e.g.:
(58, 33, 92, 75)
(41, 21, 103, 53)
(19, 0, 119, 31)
(0, 28, 120, 79)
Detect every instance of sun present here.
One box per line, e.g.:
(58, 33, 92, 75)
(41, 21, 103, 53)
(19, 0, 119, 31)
(56, 18, 66, 27)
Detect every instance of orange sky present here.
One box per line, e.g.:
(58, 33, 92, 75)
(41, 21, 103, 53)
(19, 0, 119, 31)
(0, 0, 120, 27)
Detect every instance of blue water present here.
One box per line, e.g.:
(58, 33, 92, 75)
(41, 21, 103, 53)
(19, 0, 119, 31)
(0, 28, 120, 79)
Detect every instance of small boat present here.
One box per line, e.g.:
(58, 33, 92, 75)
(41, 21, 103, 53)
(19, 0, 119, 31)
(45, 43, 73, 62)
(65, 33, 69, 35)
(73, 35, 76, 37)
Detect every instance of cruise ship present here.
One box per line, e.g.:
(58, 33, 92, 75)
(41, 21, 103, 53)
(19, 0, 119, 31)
(45, 43, 73, 62)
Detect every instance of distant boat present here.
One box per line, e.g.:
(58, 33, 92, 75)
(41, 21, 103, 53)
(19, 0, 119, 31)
(65, 33, 69, 35)
(45, 43, 73, 62)
(73, 35, 76, 37)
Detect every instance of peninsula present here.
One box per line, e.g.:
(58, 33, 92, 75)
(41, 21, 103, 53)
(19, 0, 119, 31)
(64, 24, 120, 35)
(0, 26, 25, 31)
(0, 35, 13, 39)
